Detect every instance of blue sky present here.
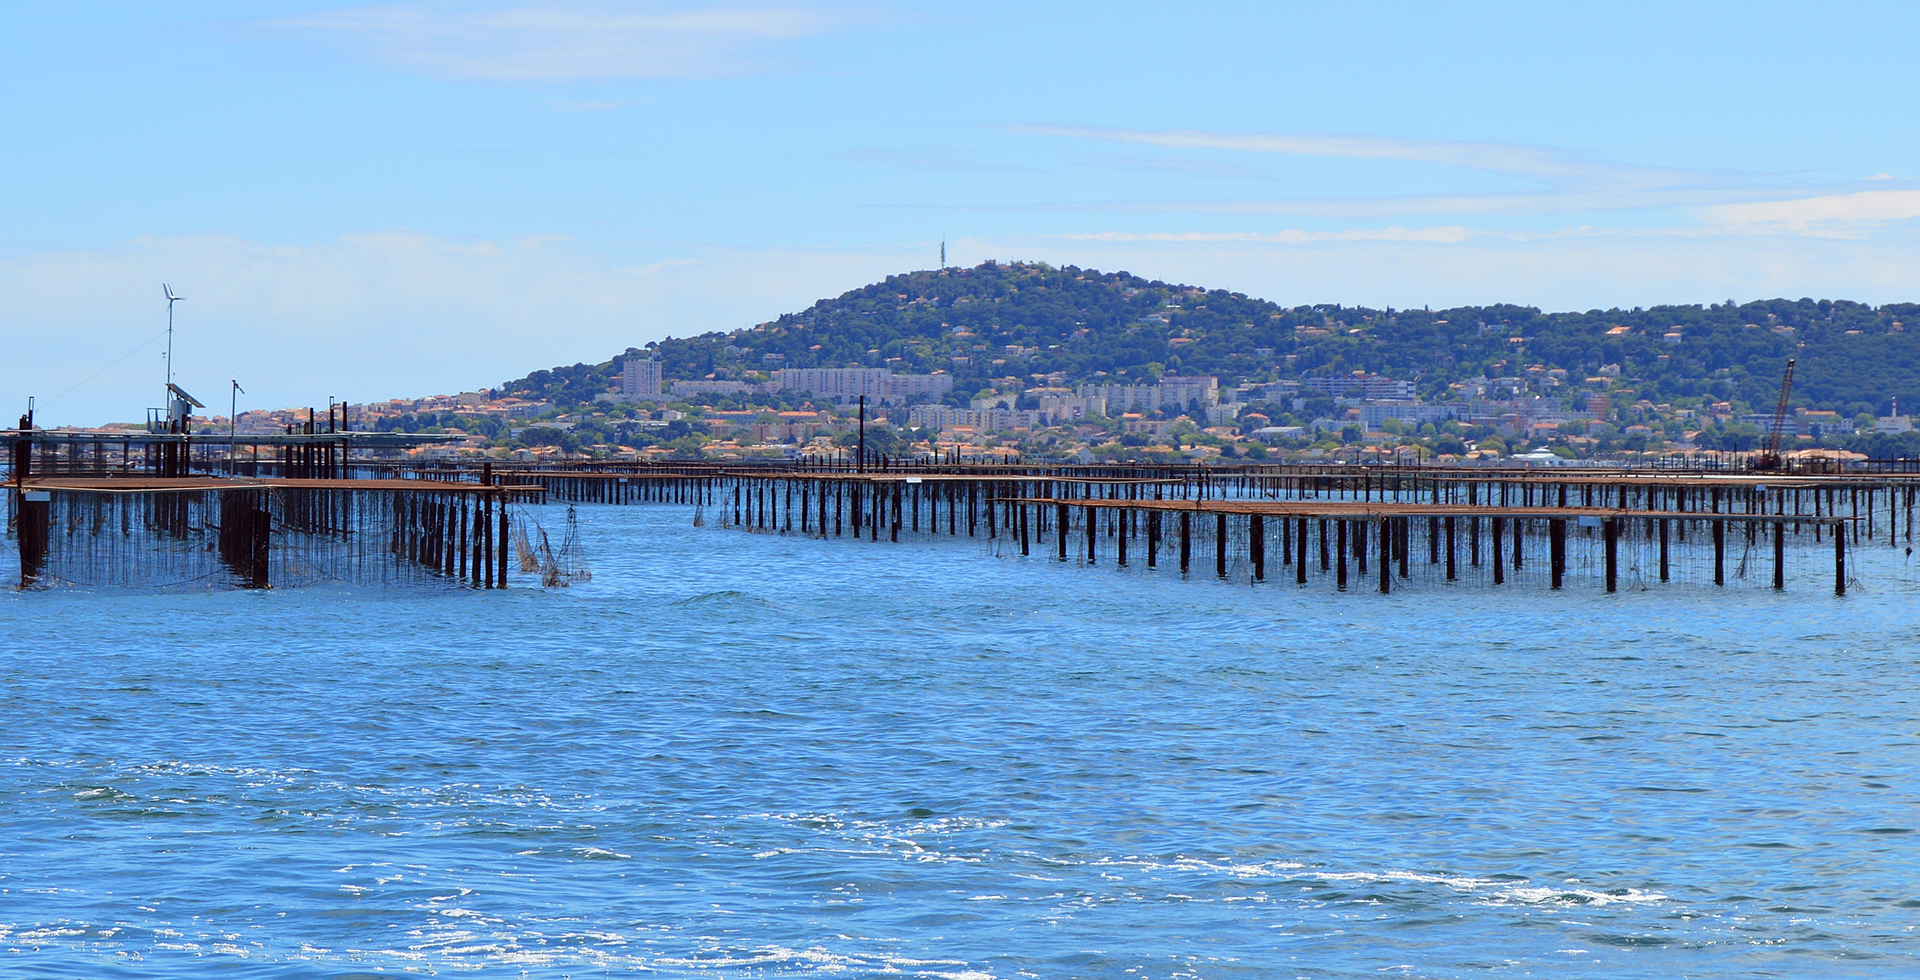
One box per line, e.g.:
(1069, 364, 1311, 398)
(7, 1, 1920, 423)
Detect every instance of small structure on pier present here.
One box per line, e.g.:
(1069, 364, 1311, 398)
(5, 410, 544, 591)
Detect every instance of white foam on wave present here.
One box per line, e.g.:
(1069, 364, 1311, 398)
(13, 926, 87, 941)
(1492, 884, 1667, 907)
(1, 892, 1006, 979)
(573, 846, 631, 859)
(735, 809, 1009, 871)
(1080, 855, 1669, 910)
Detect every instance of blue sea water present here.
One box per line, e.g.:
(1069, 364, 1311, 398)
(2, 503, 1918, 978)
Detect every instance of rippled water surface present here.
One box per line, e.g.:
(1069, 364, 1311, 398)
(3, 504, 1918, 978)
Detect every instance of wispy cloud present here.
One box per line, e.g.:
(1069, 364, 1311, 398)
(1015, 125, 1701, 189)
(1703, 189, 1920, 234)
(841, 148, 1044, 175)
(1080, 154, 1271, 181)
(1005, 125, 1920, 240)
(972, 189, 1760, 219)
(1055, 227, 1483, 244)
(1010, 124, 1866, 224)
(544, 98, 641, 112)
(271, 2, 871, 81)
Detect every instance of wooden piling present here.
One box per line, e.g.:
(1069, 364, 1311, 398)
(1057, 503, 1069, 561)
(1550, 518, 1566, 590)
(497, 493, 509, 589)
(1491, 517, 1504, 585)
(1658, 518, 1669, 582)
(1296, 518, 1308, 585)
(1604, 518, 1618, 593)
(1713, 520, 1725, 586)
(1250, 514, 1264, 581)
(1836, 521, 1847, 595)
(1180, 511, 1191, 573)
(1336, 520, 1348, 590)
(1774, 520, 1785, 590)
(1216, 513, 1228, 578)
(1146, 511, 1158, 567)
(1378, 519, 1390, 594)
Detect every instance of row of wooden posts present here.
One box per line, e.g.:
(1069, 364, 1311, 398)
(687, 472, 1854, 595)
(11, 486, 515, 590)
(389, 489, 512, 589)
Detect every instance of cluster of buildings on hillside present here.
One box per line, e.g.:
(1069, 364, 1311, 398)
(165, 354, 1920, 464)
(616, 356, 1910, 448)
(618, 360, 954, 405)
(227, 391, 558, 434)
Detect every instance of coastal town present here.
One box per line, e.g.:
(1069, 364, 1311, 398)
(75, 346, 1915, 467)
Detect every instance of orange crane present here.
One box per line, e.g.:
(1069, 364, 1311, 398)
(1753, 358, 1795, 471)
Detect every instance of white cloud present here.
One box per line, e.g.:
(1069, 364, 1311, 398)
(545, 99, 640, 112)
(1014, 125, 1697, 188)
(1079, 154, 1270, 180)
(1703, 189, 1920, 233)
(842, 148, 1045, 175)
(271, 1, 867, 81)
(993, 188, 1763, 219)
(1009, 126, 1920, 224)
(1055, 226, 1482, 244)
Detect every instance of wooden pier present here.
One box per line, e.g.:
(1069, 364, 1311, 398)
(10, 413, 1919, 595)
(490, 459, 1914, 597)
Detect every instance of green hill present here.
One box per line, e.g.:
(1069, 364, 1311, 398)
(500, 260, 1920, 421)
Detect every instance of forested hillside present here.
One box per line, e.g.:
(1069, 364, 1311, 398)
(500, 261, 1920, 418)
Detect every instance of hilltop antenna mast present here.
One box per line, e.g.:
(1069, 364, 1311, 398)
(940, 238, 946, 269)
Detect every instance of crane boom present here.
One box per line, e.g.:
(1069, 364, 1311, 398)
(1754, 358, 1795, 470)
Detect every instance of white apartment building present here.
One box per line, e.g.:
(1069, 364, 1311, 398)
(1075, 375, 1218, 414)
(1038, 393, 1106, 423)
(620, 358, 663, 399)
(669, 379, 776, 397)
(909, 405, 1040, 432)
(1357, 402, 1465, 427)
(779, 367, 889, 403)
(885, 372, 956, 404)
(1158, 375, 1220, 410)
(777, 368, 954, 405)
(1300, 374, 1417, 400)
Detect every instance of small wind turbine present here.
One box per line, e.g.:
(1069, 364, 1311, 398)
(163, 284, 184, 390)
(230, 380, 245, 475)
